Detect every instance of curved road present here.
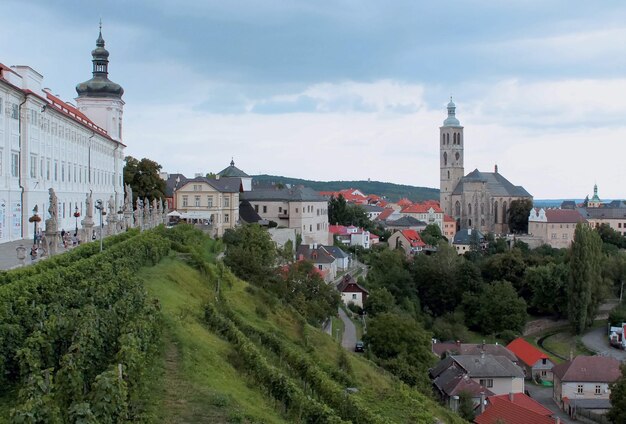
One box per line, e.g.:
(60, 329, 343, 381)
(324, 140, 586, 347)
(581, 326, 626, 360)
(338, 307, 357, 350)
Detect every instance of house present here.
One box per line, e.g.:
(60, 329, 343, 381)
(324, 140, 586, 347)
(443, 214, 457, 241)
(452, 228, 486, 255)
(431, 361, 494, 412)
(388, 229, 426, 256)
(528, 208, 587, 248)
(430, 353, 525, 396)
(296, 244, 337, 282)
(432, 341, 519, 365)
(329, 225, 371, 248)
(375, 207, 397, 222)
(362, 204, 384, 220)
(384, 216, 427, 232)
(319, 188, 369, 204)
(337, 274, 369, 308)
(400, 202, 444, 229)
(323, 245, 350, 271)
(475, 393, 557, 424)
(552, 356, 621, 415)
(506, 338, 554, 381)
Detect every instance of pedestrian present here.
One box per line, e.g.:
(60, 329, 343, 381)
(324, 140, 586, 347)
(30, 244, 38, 260)
(61, 229, 66, 239)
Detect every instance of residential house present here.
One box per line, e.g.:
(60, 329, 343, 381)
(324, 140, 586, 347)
(163, 173, 187, 210)
(475, 393, 557, 424)
(528, 208, 587, 248)
(296, 244, 337, 282)
(431, 361, 494, 412)
(432, 341, 519, 366)
(319, 188, 369, 204)
(431, 353, 525, 396)
(506, 338, 554, 381)
(553, 356, 621, 415)
(242, 183, 330, 245)
(375, 207, 398, 223)
(452, 228, 486, 255)
(362, 204, 384, 220)
(443, 214, 457, 241)
(337, 274, 369, 308)
(388, 229, 426, 256)
(329, 225, 371, 248)
(400, 202, 444, 229)
(174, 177, 241, 237)
(323, 245, 350, 271)
(384, 216, 427, 232)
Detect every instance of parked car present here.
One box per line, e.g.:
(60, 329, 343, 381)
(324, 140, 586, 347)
(355, 341, 365, 353)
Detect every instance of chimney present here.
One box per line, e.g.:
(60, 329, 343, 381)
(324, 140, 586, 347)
(479, 392, 486, 414)
(509, 392, 514, 401)
(494, 164, 498, 173)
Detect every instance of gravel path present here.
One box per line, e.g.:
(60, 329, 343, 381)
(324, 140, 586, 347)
(581, 326, 626, 360)
(338, 307, 357, 350)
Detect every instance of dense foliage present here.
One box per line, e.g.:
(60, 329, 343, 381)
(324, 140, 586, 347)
(123, 156, 167, 203)
(328, 195, 370, 228)
(223, 224, 277, 284)
(507, 199, 533, 234)
(609, 365, 626, 424)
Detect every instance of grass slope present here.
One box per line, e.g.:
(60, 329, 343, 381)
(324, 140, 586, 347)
(140, 254, 465, 423)
(252, 174, 439, 202)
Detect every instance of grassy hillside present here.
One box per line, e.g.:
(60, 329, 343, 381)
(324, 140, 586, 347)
(253, 174, 439, 202)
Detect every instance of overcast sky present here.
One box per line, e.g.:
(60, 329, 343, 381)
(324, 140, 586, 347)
(2, 1, 626, 199)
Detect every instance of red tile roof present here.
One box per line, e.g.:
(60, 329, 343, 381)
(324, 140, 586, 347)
(397, 198, 413, 207)
(488, 393, 552, 416)
(545, 209, 587, 223)
(506, 338, 549, 368)
(400, 229, 425, 247)
(376, 208, 395, 221)
(552, 356, 621, 383)
(401, 202, 443, 214)
(444, 214, 456, 222)
(475, 398, 556, 424)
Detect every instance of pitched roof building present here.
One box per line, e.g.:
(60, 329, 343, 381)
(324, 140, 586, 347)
(528, 208, 587, 248)
(506, 338, 554, 381)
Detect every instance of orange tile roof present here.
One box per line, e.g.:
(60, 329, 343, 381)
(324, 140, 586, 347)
(397, 198, 413, 207)
(401, 202, 443, 214)
(488, 393, 552, 416)
(376, 208, 395, 221)
(444, 214, 456, 222)
(400, 229, 425, 247)
(474, 398, 556, 424)
(506, 338, 549, 368)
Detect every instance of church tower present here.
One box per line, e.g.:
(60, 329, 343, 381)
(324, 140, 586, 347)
(439, 98, 464, 217)
(75, 23, 125, 142)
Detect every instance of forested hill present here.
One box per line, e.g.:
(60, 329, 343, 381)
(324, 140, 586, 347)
(253, 174, 439, 202)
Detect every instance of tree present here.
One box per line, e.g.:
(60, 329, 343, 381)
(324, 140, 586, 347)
(328, 195, 371, 228)
(458, 390, 476, 421)
(366, 249, 414, 303)
(420, 223, 446, 246)
(525, 263, 568, 316)
(223, 224, 276, 284)
(463, 281, 527, 334)
(597, 223, 626, 249)
(481, 250, 529, 300)
(123, 156, 166, 203)
(508, 199, 533, 234)
(205, 172, 216, 179)
(568, 223, 604, 334)
(364, 288, 395, 316)
(608, 365, 626, 424)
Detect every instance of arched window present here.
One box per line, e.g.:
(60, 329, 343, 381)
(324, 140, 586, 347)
(443, 152, 447, 166)
(502, 201, 508, 225)
(468, 203, 472, 215)
(447, 170, 450, 179)
(446, 133, 450, 144)
(481, 218, 485, 226)
(458, 133, 462, 144)
(455, 152, 460, 161)
(453, 133, 456, 144)
(480, 204, 484, 215)
(455, 201, 461, 216)
(494, 201, 499, 224)
(442, 134, 445, 145)
(468, 218, 472, 227)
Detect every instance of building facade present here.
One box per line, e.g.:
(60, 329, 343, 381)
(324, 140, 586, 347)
(528, 208, 587, 249)
(439, 99, 532, 234)
(0, 28, 124, 244)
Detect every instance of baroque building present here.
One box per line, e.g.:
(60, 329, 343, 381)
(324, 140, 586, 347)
(439, 99, 532, 234)
(0, 27, 125, 243)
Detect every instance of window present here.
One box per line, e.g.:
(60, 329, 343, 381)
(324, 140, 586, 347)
(318, 265, 323, 270)
(596, 385, 601, 395)
(29, 155, 37, 178)
(352, 294, 357, 300)
(263, 206, 267, 213)
(46, 159, 51, 180)
(317, 223, 320, 230)
(577, 384, 584, 394)
(11, 103, 18, 119)
(479, 379, 494, 388)
(254, 204, 258, 212)
(295, 208, 298, 213)
(193, 184, 201, 191)
(542, 358, 547, 365)
(207, 196, 213, 207)
(279, 207, 282, 213)
(455, 152, 460, 161)
(11, 152, 19, 177)
(182, 196, 188, 207)
(224, 213, 229, 223)
(541, 370, 547, 377)
(74, 165, 77, 183)
(194, 196, 200, 207)
(224, 197, 230, 208)
(443, 152, 447, 166)
(551, 233, 557, 239)
(562, 234, 568, 239)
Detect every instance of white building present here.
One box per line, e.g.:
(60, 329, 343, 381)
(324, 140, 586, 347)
(0, 28, 125, 244)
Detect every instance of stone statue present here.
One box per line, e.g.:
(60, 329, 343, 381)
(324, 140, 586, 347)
(81, 190, 95, 243)
(143, 197, 150, 228)
(85, 191, 93, 220)
(108, 195, 116, 217)
(124, 184, 133, 212)
(135, 197, 143, 230)
(45, 188, 58, 233)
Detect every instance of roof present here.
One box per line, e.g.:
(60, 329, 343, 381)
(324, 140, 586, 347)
(336, 274, 369, 294)
(398, 229, 425, 247)
(432, 342, 519, 364)
(296, 245, 336, 264)
(474, 398, 556, 424)
(506, 338, 549, 368)
(323, 245, 350, 259)
(218, 160, 250, 178)
(239, 200, 263, 224)
(544, 209, 586, 223)
(577, 206, 626, 220)
(376, 208, 395, 221)
(385, 216, 427, 228)
(180, 176, 242, 193)
(242, 185, 326, 202)
(164, 173, 188, 197)
(444, 214, 456, 223)
(552, 356, 621, 383)
(362, 204, 384, 212)
(434, 367, 494, 397)
(452, 170, 532, 198)
(401, 203, 443, 214)
(397, 198, 413, 207)
(453, 229, 485, 245)
(451, 354, 524, 378)
(488, 393, 552, 417)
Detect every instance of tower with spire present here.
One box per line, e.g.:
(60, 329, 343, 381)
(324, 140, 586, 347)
(588, 184, 602, 208)
(75, 22, 125, 142)
(439, 98, 465, 219)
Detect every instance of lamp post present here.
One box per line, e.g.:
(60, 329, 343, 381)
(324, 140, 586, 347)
(95, 199, 105, 252)
(73, 205, 80, 238)
(28, 205, 41, 246)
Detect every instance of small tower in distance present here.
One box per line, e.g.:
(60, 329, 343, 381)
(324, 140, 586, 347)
(75, 22, 125, 142)
(588, 184, 602, 208)
(439, 98, 465, 218)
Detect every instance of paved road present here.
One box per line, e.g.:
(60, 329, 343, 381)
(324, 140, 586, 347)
(525, 384, 573, 424)
(581, 326, 626, 361)
(338, 307, 357, 350)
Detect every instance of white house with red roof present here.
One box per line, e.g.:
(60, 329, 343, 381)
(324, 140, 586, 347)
(337, 274, 369, 308)
(0, 27, 125, 244)
(329, 224, 371, 248)
(388, 229, 426, 256)
(400, 201, 444, 229)
(528, 208, 587, 248)
(506, 338, 554, 381)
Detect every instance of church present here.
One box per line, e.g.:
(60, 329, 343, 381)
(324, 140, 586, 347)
(439, 99, 532, 234)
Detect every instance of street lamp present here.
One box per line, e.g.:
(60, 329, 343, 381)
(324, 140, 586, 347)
(95, 199, 106, 252)
(73, 205, 80, 238)
(28, 205, 41, 251)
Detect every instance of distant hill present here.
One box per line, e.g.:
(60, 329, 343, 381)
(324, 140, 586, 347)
(253, 174, 439, 202)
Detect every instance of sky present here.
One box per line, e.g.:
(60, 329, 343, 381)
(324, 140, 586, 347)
(2, 1, 626, 199)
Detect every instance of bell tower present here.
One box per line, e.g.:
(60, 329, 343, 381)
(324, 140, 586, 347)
(439, 98, 464, 217)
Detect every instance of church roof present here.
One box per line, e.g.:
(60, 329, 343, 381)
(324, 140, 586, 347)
(76, 26, 124, 99)
(452, 171, 531, 198)
(218, 160, 250, 178)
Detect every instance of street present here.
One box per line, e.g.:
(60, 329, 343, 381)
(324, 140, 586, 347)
(581, 326, 626, 361)
(338, 306, 357, 350)
(525, 383, 573, 424)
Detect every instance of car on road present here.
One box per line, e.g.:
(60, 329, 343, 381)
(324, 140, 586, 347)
(355, 341, 365, 353)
